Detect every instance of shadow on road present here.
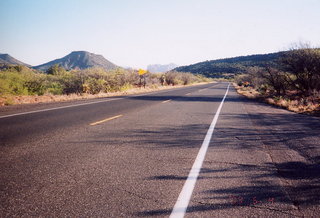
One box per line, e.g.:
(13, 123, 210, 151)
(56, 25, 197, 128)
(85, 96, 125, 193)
(133, 99, 320, 216)
(72, 90, 320, 217)
(128, 95, 244, 103)
(137, 159, 320, 217)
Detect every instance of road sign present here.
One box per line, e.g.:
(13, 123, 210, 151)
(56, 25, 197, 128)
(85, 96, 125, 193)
(138, 69, 147, 75)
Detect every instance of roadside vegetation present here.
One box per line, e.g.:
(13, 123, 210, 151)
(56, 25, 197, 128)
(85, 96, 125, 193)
(235, 44, 320, 116)
(0, 64, 211, 106)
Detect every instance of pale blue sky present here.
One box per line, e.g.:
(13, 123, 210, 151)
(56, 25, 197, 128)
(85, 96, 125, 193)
(1, 0, 319, 68)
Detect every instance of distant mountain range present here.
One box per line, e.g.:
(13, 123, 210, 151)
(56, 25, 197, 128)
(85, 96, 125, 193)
(1, 51, 287, 78)
(0, 51, 118, 71)
(174, 52, 285, 78)
(0, 53, 31, 67)
(147, 63, 178, 73)
(34, 51, 118, 71)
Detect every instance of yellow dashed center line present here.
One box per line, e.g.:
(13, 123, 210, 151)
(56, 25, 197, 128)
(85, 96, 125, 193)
(90, 114, 123, 126)
(162, 99, 171, 103)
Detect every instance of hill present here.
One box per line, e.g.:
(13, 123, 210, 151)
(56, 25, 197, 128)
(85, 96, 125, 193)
(174, 52, 285, 78)
(147, 63, 178, 73)
(34, 51, 118, 71)
(0, 53, 31, 67)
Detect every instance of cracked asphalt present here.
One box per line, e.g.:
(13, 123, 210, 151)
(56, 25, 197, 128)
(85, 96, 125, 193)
(0, 82, 319, 217)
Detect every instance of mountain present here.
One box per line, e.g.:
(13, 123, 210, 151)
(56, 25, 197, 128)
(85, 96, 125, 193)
(147, 63, 178, 73)
(34, 51, 118, 71)
(174, 52, 285, 78)
(0, 53, 31, 66)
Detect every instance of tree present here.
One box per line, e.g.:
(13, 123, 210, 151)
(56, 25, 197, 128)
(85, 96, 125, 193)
(261, 67, 289, 96)
(46, 64, 65, 75)
(281, 46, 320, 95)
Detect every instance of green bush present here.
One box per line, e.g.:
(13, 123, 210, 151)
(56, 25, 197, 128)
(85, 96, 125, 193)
(46, 82, 64, 95)
(24, 73, 46, 95)
(83, 77, 105, 94)
(0, 71, 29, 95)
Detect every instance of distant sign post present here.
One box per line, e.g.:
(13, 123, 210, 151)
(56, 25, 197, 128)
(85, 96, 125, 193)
(138, 69, 147, 88)
(138, 69, 147, 76)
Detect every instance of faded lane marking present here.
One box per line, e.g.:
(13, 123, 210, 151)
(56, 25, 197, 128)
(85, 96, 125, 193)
(90, 114, 123, 126)
(186, 93, 192, 95)
(170, 83, 230, 218)
(162, 99, 172, 103)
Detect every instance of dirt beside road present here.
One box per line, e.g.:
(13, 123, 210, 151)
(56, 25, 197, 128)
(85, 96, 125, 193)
(234, 83, 320, 117)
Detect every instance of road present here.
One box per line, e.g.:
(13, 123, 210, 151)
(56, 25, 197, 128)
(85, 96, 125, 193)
(0, 82, 319, 217)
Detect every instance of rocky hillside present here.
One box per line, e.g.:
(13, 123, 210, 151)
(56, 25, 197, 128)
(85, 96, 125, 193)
(0, 53, 31, 66)
(34, 51, 118, 71)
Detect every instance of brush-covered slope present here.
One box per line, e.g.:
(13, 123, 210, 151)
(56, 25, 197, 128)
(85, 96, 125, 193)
(175, 52, 285, 78)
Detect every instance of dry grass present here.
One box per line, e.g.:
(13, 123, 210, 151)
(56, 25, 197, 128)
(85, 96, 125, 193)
(233, 83, 261, 99)
(233, 83, 320, 116)
(266, 97, 320, 115)
(0, 82, 214, 106)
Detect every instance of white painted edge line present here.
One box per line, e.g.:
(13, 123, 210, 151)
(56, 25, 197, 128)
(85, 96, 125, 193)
(0, 83, 216, 119)
(0, 89, 167, 119)
(0, 98, 122, 119)
(170, 83, 230, 218)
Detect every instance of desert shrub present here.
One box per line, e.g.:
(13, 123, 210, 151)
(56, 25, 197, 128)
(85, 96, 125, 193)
(119, 83, 133, 92)
(83, 78, 105, 94)
(180, 73, 193, 85)
(24, 73, 47, 95)
(46, 64, 66, 75)
(77, 68, 137, 93)
(165, 72, 183, 85)
(146, 73, 161, 86)
(53, 71, 83, 94)
(261, 67, 290, 95)
(164, 71, 209, 86)
(0, 65, 211, 98)
(196, 74, 211, 83)
(46, 82, 64, 95)
(0, 71, 29, 95)
(61, 73, 83, 94)
(166, 73, 181, 85)
(234, 73, 253, 86)
(105, 69, 139, 92)
(0, 66, 44, 95)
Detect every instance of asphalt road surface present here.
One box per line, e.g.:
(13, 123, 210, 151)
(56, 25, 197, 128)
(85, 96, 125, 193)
(0, 82, 319, 217)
